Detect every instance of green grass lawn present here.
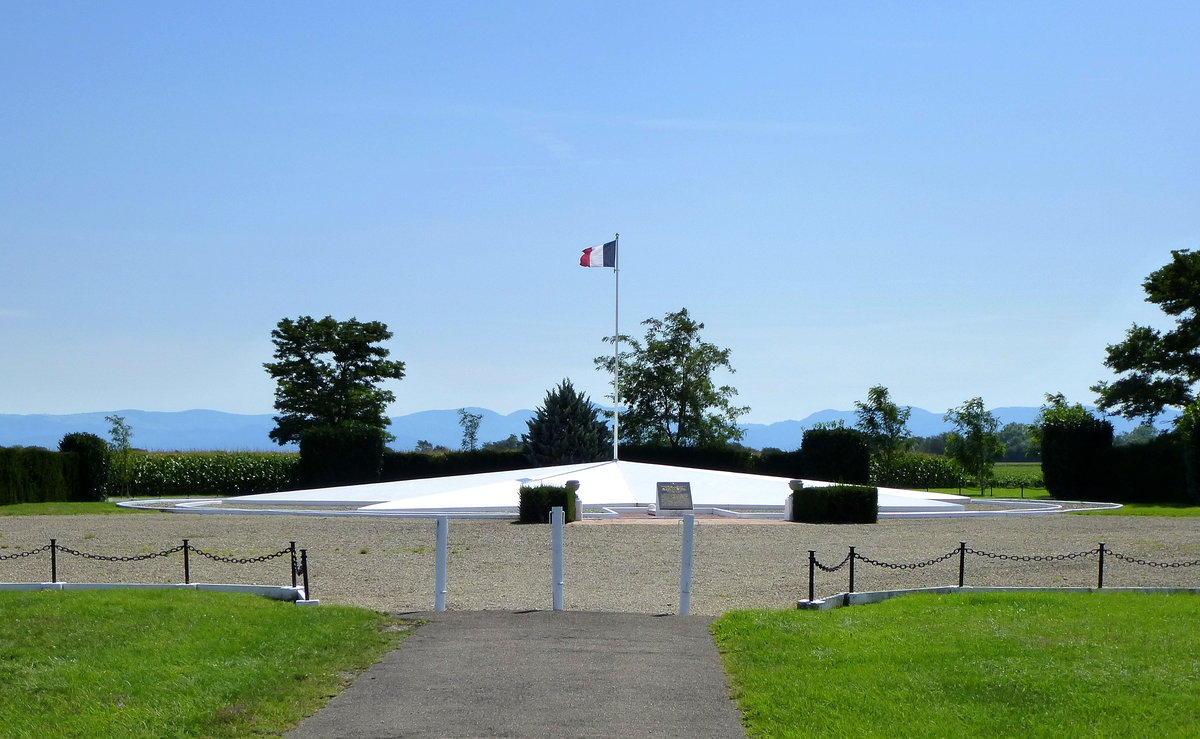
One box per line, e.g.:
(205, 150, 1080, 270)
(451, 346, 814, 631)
(1074, 502, 1200, 517)
(0, 589, 410, 737)
(713, 591, 1200, 738)
(0, 501, 152, 516)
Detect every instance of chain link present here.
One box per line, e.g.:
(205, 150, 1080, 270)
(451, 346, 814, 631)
(0, 542, 295, 566)
(854, 548, 961, 570)
(186, 546, 292, 565)
(0, 544, 53, 560)
(56, 544, 186, 562)
(965, 547, 1100, 562)
(814, 552, 852, 572)
(1108, 550, 1200, 568)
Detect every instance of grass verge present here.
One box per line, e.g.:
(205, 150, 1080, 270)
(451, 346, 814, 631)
(0, 589, 410, 737)
(0, 501, 152, 516)
(713, 591, 1200, 738)
(1073, 502, 1200, 517)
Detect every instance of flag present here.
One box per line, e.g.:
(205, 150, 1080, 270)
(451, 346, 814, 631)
(579, 240, 617, 268)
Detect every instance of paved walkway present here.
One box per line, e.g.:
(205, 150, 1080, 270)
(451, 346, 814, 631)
(287, 610, 747, 738)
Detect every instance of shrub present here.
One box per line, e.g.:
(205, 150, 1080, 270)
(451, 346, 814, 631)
(621, 444, 756, 474)
(789, 484, 877, 524)
(870, 452, 964, 489)
(58, 432, 110, 501)
(1105, 433, 1189, 504)
(0, 446, 76, 505)
(381, 449, 528, 482)
(518, 483, 578, 523)
(1180, 402, 1200, 504)
(299, 424, 386, 488)
(1041, 417, 1113, 499)
(798, 428, 870, 484)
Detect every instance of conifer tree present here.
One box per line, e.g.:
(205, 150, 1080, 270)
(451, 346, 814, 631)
(523, 380, 610, 465)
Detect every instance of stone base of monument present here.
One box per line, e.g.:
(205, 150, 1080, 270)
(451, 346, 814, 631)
(650, 505, 694, 518)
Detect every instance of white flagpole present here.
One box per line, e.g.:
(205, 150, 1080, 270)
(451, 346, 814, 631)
(612, 233, 620, 461)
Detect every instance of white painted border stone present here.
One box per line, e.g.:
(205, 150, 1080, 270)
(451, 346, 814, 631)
(0, 582, 314, 604)
(798, 585, 1200, 610)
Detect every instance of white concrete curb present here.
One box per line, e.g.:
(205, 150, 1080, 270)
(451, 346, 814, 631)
(798, 585, 1200, 610)
(0, 581, 316, 604)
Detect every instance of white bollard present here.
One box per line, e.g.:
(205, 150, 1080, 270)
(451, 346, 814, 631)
(551, 506, 565, 611)
(435, 515, 448, 612)
(679, 514, 695, 615)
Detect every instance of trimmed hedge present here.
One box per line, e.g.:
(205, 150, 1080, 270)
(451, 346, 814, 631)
(58, 432, 110, 501)
(1041, 417, 1113, 499)
(870, 452, 964, 489)
(0, 447, 77, 505)
(1040, 416, 1194, 504)
(789, 484, 878, 524)
(797, 428, 870, 485)
(518, 484, 578, 523)
(1106, 434, 1189, 504)
(299, 425, 386, 488)
(619, 445, 756, 474)
(381, 449, 528, 482)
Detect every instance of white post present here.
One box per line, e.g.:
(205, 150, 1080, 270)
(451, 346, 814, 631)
(551, 506, 565, 611)
(435, 515, 448, 612)
(612, 232, 620, 461)
(679, 514, 695, 616)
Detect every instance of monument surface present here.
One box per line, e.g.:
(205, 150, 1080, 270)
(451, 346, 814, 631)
(222, 460, 967, 517)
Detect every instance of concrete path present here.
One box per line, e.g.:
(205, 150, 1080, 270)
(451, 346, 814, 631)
(287, 610, 747, 739)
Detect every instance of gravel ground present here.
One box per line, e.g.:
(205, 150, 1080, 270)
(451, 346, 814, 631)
(2, 513, 1198, 615)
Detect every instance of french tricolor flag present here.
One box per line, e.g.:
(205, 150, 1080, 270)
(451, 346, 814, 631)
(579, 240, 617, 267)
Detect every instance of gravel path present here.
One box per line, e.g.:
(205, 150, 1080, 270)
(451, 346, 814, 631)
(2, 513, 1198, 615)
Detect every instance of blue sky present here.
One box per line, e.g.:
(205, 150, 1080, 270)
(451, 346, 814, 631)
(2, 2, 1197, 423)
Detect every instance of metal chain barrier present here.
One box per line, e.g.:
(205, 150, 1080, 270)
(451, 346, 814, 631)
(0, 539, 307, 598)
(964, 546, 1100, 562)
(185, 545, 292, 565)
(56, 543, 186, 562)
(814, 551, 853, 573)
(0, 544, 53, 560)
(855, 548, 961, 570)
(802, 540, 1200, 603)
(1108, 550, 1200, 568)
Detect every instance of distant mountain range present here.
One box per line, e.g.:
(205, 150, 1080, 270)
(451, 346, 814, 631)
(0, 406, 1171, 452)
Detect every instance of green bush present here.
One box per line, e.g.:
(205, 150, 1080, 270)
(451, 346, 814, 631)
(298, 424, 386, 488)
(798, 428, 870, 484)
(754, 448, 804, 478)
(870, 452, 964, 489)
(58, 432, 110, 501)
(1179, 402, 1200, 504)
(0, 447, 77, 505)
(381, 449, 528, 481)
(518, 484, 578, 523)
(620, 444, 756, 474)
(125, 451, 299, 497)
(1105, 433, 1189, 504)
(1041, 417, 1113, 499)
(789, 484, 877, 524)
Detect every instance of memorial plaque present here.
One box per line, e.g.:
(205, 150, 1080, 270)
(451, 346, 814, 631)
(656, 482, 693, 511)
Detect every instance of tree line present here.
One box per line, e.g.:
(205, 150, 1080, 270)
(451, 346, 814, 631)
(260, 249, 1200, 493)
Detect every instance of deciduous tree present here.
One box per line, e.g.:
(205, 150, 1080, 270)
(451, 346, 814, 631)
(457, 409, 483, 451)
(264, 315, 406, 445)
(1093, 249, 1200, 422)
(853, 385, 913, 462)
(594, 308, 748, 448)
(944, 397, 1005, 490)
